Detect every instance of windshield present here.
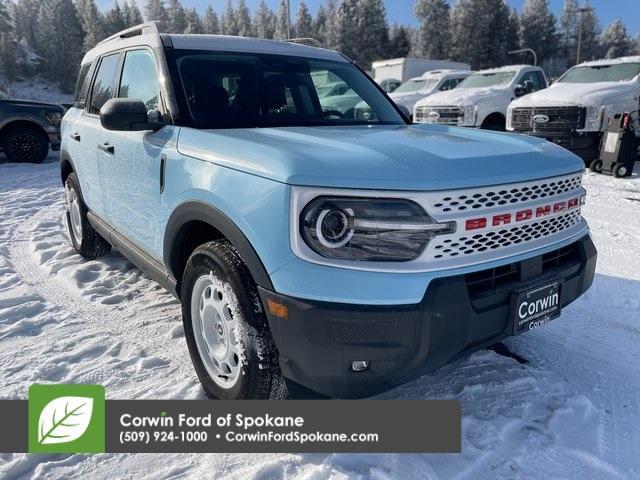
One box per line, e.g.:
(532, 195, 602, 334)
(459, 71, 516, 88)
(393, 78, 437, 94)
(558, 63, 640, 83)
(168, 50, 405, 129)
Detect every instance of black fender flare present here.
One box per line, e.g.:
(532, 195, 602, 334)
(59, 148, 76, 185)
(164, 201, 274, 291)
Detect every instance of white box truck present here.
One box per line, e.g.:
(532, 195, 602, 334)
(372, 58, 471, 83)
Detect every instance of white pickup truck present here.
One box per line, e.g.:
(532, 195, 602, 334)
(414, 65, 547, 130)
(507, 56, 640, 162)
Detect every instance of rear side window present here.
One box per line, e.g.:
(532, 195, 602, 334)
(89, 54, 120, 114)
(118, 50, 160, 111)
(74, 63, 92, 108)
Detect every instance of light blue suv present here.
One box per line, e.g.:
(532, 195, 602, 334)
(61, 23, 596, 399)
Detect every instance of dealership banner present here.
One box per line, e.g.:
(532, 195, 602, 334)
(0, 385, 461, 453)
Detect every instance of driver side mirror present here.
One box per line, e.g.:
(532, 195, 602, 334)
(514, 85, 526, 97)
(100, 98, 164, 132)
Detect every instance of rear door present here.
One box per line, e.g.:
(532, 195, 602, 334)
(99, 48, 172, 255)
(78, 53, 122, 218)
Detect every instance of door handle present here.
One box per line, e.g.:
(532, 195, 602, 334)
(97, 142, 114, 154)
(70, 132, 81, 141)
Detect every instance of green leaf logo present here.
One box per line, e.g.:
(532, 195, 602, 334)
(29, 385, 105, 453)
(38, 396, 94, 445)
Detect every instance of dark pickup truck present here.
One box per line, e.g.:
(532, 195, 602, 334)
(0, 89, 64, 163)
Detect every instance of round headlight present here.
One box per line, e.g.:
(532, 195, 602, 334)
(316, 208, 354, 248)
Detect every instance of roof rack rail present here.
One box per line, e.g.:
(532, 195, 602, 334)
(96, 21, 160, 46)
(287, 38, 325, 49)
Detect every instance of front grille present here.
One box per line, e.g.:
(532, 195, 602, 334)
(511, 106, 586, 132)
(415, 106, 462, 125)
(429, 173, 583, 214)
(465, 243, 580, 299)
(432, 210, 581, 259)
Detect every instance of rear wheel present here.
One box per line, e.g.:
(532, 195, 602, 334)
(64, 173, 111, 259)
(181, 240, 286, 399)
(2, 126, 49, 163)
(589, 159, 603, 173)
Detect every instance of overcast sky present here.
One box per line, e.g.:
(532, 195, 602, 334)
(99, 1, 639, 36)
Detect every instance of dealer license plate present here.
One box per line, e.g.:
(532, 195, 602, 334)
(511, 279, 561, 334)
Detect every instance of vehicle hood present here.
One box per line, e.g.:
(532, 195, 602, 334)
(511, 81, 637, 107)
(419, 87, 507, 107)
(1, 98, 64, 111)
(177, 125, 583, 191)
(388, 91, 432, 109)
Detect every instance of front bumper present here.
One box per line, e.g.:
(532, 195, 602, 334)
(260, 235, 596, 398)
(47, 131, 61, 151)
(512, 130, 602, 162)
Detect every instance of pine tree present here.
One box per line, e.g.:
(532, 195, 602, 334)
(600, 20, 632, 59)
(451, 0, 517, 69)
(35, 0, 84, 92)
(166, 0, 187, 34)
(316, 0, 338, 49)
(313, 4, 327, 43)
(388, 24, 412, 59)
(414, 0, 451, 60)
(520, 0, 559, 65)
(184, 8, 203, 34)
(636, 33, 640, 55)
(203, 6, 220, 34)
(0, 0, 17, 85)
(335, 0, 358, 56)
(123, 1, 143, 26)
(12, 0, 40, 46)
(295, 2, 313, 39)
(254, 0, 276, 39)
(145, 0, 168, 31)
(356, 0, 389, 65)
(576, 1, 600, 62)
(76, 0, 107, 49)
(236, 0, 254, 37)
(105, 2, 127, 36)
(221, 0, 238, 36)
(274, 0, 290, 40)
(559, 0, 579, 65)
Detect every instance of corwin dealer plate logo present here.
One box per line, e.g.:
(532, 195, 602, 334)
(28, 384, 105, 453)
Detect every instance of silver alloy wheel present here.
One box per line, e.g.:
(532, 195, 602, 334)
(190, 274, 241, 389)
(65, 183, 83, 243)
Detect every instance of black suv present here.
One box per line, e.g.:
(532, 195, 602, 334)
(0, 89, 64, 163)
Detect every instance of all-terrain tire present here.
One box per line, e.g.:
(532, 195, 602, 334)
(64, 172, 111, 259)
(2, 126, 49, 163)
(181, 240, 286, 400)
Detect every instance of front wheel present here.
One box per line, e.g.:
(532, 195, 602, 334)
(181, 240, 286, 399)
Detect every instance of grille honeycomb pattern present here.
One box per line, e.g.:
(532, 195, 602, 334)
(432, 210, 582, 258)
(431, 175, 583, 214)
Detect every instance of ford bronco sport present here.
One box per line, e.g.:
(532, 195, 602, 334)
(61, 23, 596, 399)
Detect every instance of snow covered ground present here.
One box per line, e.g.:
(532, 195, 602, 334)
(0, 155, 639, 479)
(8, 78, 73, 105)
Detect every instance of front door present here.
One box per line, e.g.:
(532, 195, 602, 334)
(98, 48, 172, 257)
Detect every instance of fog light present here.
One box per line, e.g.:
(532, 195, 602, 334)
(351, 360, 370, 372)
